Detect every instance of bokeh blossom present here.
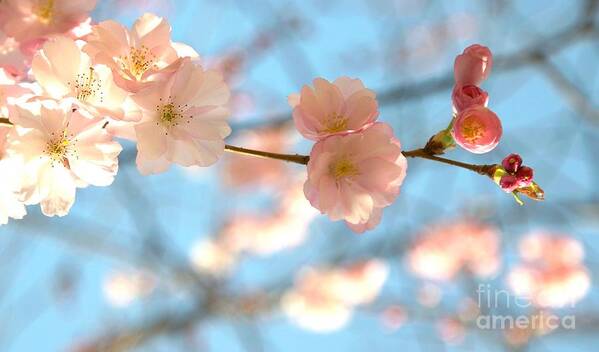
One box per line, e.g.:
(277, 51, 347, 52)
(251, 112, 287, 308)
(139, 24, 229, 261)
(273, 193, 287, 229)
(131, 58, 231, 174)
(451, 105, 502, 154)
(103, 270, 156, 307)
(7, 100, 121, 216)
(508, 232, 590, 308)
(1, 0, 96, 43)
(282, 260, 388, 332)
(289, 76, 379, 141)
(304, 122, 407, 233)
(408, 220, 500, 281)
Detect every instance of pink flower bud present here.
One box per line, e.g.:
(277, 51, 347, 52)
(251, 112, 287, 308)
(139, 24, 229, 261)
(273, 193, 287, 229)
(451, 106, 502, 154)
(499, 175, 519, 193)
(451, 84, 489, 113)
(453, 44, 493, 86)
(502, 153, 523, 174)
(516, 166, 534, 187)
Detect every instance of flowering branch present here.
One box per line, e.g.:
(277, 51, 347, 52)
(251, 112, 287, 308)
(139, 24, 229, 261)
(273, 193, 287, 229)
(224, 143, 496, 177)
(224, 144, 309, 165)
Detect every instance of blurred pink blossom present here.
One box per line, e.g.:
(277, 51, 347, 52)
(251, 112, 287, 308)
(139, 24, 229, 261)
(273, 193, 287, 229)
(304, 123, 407, 233)
(289, 77, 379, 141)
(189, 238, 237, 276)
(508, 232, 590, 308)
(103, 269, 156, 307)
(282, 260, 388, 332)
(1, 0, 96, 43)
(221, 183, 318, 255)
(408, 220, 501, 281)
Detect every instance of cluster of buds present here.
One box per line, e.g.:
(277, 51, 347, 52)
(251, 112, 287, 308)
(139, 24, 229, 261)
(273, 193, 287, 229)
(492, 153, 544, 204)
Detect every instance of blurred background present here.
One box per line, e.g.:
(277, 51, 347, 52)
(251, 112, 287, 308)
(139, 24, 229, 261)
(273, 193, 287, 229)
(2, 0, 599, 351)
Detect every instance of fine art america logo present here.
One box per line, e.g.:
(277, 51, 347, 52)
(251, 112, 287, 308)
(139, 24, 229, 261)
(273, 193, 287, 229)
(475, 284, 576, 330)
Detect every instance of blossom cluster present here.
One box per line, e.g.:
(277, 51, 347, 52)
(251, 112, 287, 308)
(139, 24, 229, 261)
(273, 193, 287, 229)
(450, 44, 502, 153)
(290, 78, 408, 233)
(0, 2, 231, 221)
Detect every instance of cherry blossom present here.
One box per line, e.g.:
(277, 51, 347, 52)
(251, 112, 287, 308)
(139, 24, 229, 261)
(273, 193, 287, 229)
(304, 122, 407, 232)
(289, 76, 379, 141)
(451, 105, 502, 154)
(1, 0, 97, 43)
(32, 36, 129, 120)
(131, 58, 231, 175)
(6, 99, 121, 216)
(83, 13, 194, 93)
(451, 84, 488, 113)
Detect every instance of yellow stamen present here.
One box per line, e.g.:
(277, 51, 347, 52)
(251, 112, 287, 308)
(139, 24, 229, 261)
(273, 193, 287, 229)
(45, 130, 77, 167)
(67, 67, 103, 103)
(120, 46, 157, 79)
(330, 158, 359, 179)
(461, 117, 484, 143)
(35, 0, 54, 24)
(324, 113, 348, 133)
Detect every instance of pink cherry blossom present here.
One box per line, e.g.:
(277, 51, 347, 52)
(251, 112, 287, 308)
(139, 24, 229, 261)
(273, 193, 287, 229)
(304, 122, 407, 232)
(32, 36, 129, 120)
(83, 13, 190, 93)
(451, 105, 502, 154)
(408, 220, 500, 281)
(508, 232, 590, 308)
(451, 84, 489, 113)
(131, 58, 231, 175)
(289, 77, 379, 141)
(1, 0, 97, 43)
(454, 44, 493, 86)
(7, 100, 121, 216)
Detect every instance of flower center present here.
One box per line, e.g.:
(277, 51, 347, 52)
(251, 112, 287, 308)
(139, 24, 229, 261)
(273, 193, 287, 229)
(324, 113, 348, 133)
(461, 117, 484, 143)
(68, 67, 103, 102)
(330, 158, 359, 180)
(34, 0, 54, 24)
(120, 45, 157, 79)
(45, 130, 77, 168)
(156, 100, 190, 129)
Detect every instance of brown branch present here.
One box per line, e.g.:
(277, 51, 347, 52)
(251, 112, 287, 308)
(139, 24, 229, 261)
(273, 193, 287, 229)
(225, 144, 310, 165)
